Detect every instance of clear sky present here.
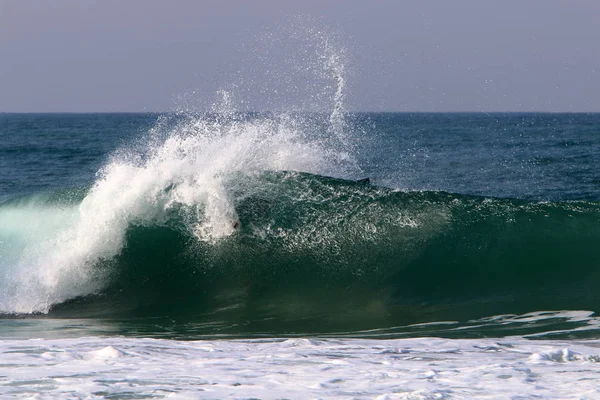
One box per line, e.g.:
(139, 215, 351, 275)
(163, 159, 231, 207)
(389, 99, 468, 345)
(1, 0, 599, 112)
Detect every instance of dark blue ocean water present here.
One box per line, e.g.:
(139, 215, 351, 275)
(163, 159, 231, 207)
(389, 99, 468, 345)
(2, 113, 598, 201)
(0, 113, 158, 197)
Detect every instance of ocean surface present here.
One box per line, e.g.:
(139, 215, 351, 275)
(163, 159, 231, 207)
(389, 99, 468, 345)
(1, 111, 600, 398)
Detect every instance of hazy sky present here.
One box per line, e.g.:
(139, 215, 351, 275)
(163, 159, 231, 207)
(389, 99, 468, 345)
(1, 0, 599, 112)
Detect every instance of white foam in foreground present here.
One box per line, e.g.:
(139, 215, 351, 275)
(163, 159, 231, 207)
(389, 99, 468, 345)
(1, 337, 599, 399)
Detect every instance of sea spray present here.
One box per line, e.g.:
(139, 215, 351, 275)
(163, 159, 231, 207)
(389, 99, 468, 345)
(0, 30, 356, 314)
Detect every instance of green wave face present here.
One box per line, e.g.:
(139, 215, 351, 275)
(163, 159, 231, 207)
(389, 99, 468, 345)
(41, 171, 600, 335)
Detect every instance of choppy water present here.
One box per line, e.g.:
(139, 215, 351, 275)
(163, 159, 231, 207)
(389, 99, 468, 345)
(2, 336, 600, 399)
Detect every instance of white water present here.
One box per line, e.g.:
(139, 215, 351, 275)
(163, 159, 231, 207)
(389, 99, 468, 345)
(0, 110, 351, 314)
(0, 336, 598, 399)
(0, 29, 353, 314)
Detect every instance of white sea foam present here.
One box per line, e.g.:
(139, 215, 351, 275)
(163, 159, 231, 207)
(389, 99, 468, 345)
(0, 336, 599, 398)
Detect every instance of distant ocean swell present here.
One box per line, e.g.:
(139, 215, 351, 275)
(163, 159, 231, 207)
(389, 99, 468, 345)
(1, 170, 599, 334)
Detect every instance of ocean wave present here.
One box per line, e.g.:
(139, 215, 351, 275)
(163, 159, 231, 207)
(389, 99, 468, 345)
(2, 171, 599, 336)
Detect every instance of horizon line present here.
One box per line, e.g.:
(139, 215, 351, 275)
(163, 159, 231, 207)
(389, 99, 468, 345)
(2, 110, 600, 115)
